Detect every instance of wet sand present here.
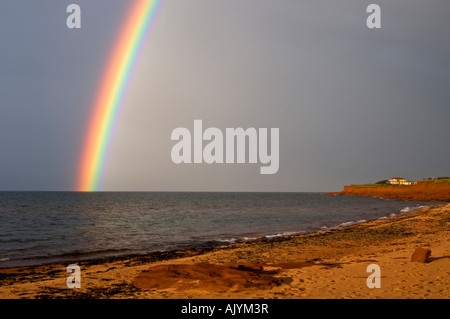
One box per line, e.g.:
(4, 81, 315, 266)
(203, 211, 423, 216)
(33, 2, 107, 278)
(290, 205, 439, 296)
(0, 204, 448, 299)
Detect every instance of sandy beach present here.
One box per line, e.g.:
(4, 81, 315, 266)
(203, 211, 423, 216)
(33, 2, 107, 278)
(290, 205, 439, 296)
(0, 203, 448, 299)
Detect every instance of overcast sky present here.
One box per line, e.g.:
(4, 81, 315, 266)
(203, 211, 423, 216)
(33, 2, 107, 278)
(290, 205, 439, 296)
(0, 0, 449, 192)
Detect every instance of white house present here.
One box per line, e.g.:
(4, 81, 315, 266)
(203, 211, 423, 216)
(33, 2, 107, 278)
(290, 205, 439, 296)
(389, 177, 416, 185)
(389, 177, 405, 185)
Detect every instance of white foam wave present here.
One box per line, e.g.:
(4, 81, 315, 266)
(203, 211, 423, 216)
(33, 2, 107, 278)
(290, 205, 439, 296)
(265, 231, 302, 239)
(214, 205, 428, 247)
(377, 205, 429, 221)
(218, 231, 306, 244)
(400, 205, 427, 214)
(241, 236, 261, 241)
(338, 221, 356, 227)
(217, 238, 238, 243)
(326, 219, 368, 230)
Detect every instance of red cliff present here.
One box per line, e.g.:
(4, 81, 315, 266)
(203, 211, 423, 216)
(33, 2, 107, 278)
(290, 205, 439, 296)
(327, 181, 450, 202)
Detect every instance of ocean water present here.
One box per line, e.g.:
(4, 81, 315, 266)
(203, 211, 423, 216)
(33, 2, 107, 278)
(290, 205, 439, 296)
(0, 192, 435, 268)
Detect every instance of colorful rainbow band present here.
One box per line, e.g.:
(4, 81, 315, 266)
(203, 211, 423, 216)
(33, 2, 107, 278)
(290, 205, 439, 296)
(78, 0, 161, 191)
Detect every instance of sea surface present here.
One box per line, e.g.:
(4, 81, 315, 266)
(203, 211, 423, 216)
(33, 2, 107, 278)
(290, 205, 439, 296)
(0, 192, 437, 268)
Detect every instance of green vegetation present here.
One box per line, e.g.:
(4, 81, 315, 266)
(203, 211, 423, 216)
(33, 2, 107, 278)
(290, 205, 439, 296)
(349, 177, 450, 187)
(349, 184, 391, 188)
(418, 177, 450, 183)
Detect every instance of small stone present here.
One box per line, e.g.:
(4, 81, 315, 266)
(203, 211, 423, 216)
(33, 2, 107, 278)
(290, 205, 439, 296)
(410, 247, 431, 263)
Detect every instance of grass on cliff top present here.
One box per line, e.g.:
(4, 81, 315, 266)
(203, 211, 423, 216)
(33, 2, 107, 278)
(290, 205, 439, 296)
(349, 184, 392, 188)
(350, 179, 450, 187)
(418, 178, 450, 183)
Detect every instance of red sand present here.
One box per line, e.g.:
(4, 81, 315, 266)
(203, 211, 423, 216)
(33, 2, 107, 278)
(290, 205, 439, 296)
(133, 261, 337, 292)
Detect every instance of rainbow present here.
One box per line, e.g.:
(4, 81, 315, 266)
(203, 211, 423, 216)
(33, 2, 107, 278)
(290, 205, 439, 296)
(77, 0, 161, 191)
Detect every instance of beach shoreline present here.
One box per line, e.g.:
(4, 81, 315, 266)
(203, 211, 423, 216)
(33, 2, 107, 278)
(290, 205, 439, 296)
(0, 203, 448, 299)
(0, 195, 434, 270)
(0, 201, 431, 271)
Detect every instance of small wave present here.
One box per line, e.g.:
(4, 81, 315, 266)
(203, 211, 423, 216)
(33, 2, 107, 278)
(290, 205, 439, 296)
(337, 221, 356, 227)
(0, 257, 10, 262)
(217, 238, 238, 244)
(241, 236, 263, 242)
(376, 205, 429, 221)
(265, 231, 303, 239)
(377, 213, 397, 219)
(217, 231, 305, 244)
(326, 219, 368, 230)
(216, 236, 261, 244)
(400, 205, 427, 214)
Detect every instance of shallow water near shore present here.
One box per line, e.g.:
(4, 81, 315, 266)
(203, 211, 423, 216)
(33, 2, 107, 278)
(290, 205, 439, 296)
(0, 192, 438, 268)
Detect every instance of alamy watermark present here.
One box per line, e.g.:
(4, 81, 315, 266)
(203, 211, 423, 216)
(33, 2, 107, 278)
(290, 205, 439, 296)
(366, 264, 381, 288)
(66, 4, 81, 29)
(171, 120, 279, 174)
(66, 3, 380, 30)
(66, 264, 81, 289)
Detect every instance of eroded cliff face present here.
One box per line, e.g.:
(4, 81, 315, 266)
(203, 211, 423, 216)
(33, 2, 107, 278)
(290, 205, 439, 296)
(331, 182, 450, 202)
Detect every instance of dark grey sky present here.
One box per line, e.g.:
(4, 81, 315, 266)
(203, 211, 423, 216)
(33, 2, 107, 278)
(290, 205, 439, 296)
(0, 0, 449, 191)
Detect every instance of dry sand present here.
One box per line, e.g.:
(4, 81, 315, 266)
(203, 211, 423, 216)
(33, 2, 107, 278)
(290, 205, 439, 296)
(0, 204, 448, 299)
